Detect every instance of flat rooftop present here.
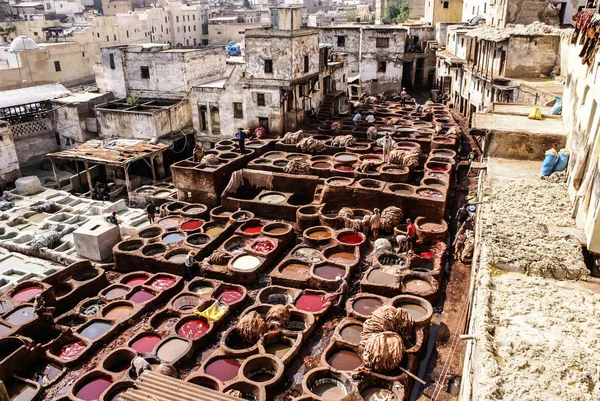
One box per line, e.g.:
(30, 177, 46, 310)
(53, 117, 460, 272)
(473, 113, 565, 135)
(515, 77, 565, 98)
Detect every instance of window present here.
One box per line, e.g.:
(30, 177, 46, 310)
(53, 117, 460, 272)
(114, 34, 117, 41)
(109, 54, 115, 69)
(376, 37, 389, 48)
(46, 3, 50, 9)
(258, 117, 268, 128)
(484, 3, 486, 12)
(184, 26, 186, 32)
(33, 31, 38, 36)
(194, 25, 196, 31)
(141, 66, 150, 79)
(233, 102, 243, 118)
(377, 60, 387, 72)
(193, 38, 196, 45)
(264, 59, 273, 73)
(304, 55, 309, 73)
(54, 61, 61, 72)
(165, 16, 167, 23)
(193, 15, 195, 20)
(177, 27, 180, 33)
(106, 35, 109, 42)
(461, 38, 464, 46)
(443, 1, 449, 8)
(337, 35, 345, 47)
(176, 16, 179, 22)
(257, 93, 266, 106)
(126, 30, 129, 38)
(97, 32, 100, 38)
(82, 51, 85, 58)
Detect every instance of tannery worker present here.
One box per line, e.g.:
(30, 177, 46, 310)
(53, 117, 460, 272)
(145, 201, 156, 224)
(131, 356, 151, 378)
(400, 87, 408, 108)
(105, 211, 119, 225)
(352, 112, 362, 125)
(235, 128, 248, 154)
(192, 144, 204, 163)
(381, 132, 393, 163)
(365, 113, 375, 123)
(184, 251, 197, 279)
(456, 204, 469, 231)
(34, 294, 55, 324)
(406, 218, 417, 255)
(371, 208, 381, 240)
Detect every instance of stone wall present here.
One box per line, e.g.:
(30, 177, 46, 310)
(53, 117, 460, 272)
(0, 121, 21, 186)
(505, 35, 560, 78)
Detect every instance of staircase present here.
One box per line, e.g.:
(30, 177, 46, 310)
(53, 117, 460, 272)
(317, 91, 343, 119)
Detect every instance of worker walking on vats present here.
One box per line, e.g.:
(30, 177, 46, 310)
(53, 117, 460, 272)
(34, 294, 55, 324)
(184, 251, 198, 280)
(405, 218, 417, 255)
(400, 87, 408, 108)
(352, 112, 362, 125)
(131, 356, 151, 378)
(235, 128, 249, 154)
(467, 150, 477, 176)
(371, 208, 381, 240)
(192, 144, 204, 163)
(381, 132, 393, 163)
(105, 211, 119, 225)
(365, 113, 375, 123)
(322, 279, 348, 309)
(145, 201, 156, 224)
(456, 204, 469, 231)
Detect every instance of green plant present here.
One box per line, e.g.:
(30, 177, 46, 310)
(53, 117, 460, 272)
(126, 95, 139, 106)
(384, 2, 409, 24)
(0, 25, 16, 37)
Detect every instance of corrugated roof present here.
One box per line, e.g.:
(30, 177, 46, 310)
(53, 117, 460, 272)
(118, 371, 240, 401)
(48, 139, 170, 166)
(0, 83, 72, 109)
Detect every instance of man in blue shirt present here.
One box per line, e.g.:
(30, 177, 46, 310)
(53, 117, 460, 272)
(236, 128, 247, 154)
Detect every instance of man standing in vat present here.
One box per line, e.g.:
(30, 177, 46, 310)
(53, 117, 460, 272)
(185, 251, 198, 279)
(405, 218, 417, 255)
(236, 128, 252, 154)
(381, 133, 393, 163)
(34, 294, 55, 324)
(371, 208, 381, 240)
(145, 201, 156, 224)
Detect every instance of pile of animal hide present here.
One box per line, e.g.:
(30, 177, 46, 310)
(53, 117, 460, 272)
(297, 137, 326, 153)
(367, 126, 378, 140)
(331, 121, 343, 131)
(389, 149, 421, 167)
(206, 250, 231, 265)
(337, 207, 354, 220)
(30, 201, 60, 214)
(374, 238, 393, 253)
(31, 226, 74, 251)
(284, 158, 311, 175)
(0, 201, 14, 211)
(235, 311, 267, 344)
(254, 126, 268, 139)
(361, 305, 414, 343)
(283, 130, 304, 144)
(330, 135, 357, 147)
(265, 304, 290, 331)
(380, 206, 404, 232)
(200, 154, 220, 165)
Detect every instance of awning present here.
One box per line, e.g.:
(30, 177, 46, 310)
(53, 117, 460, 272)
(0, 83, 71, 109)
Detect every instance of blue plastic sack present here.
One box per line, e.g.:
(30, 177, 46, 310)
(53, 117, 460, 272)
(550, 96, 562, 115)
(541, 153, 558, 176)
(553, 150, 570, 172)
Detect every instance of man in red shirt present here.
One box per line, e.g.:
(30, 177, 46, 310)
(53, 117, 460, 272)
(406, 218, 417, 255)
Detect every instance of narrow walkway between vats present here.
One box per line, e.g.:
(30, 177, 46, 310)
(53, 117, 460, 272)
(462, 158, 600, 401)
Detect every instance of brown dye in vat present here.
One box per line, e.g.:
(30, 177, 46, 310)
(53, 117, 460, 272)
(339, 324, 362, 344)
(248, 370, 275, 382)
(312, 380, 347, 399)
(367, 269, 396, 284)
(405, 279, 433, 292)
(104, 305, 133, 319)
(352, 298, 383, 316)
(308, 230, 331, 239)
(420, 223, 444, 232)
(327, 349, 362, 370)
(397, 303, 428, 320)
(167, 253, 187, 263)
(104, 288, 128, 300)
(314, 265, 346, 280)
(268, 227, 289, 234)
(156, 338, 188, 362)
(265, 343, 292, 359)
(328, 252, 355, 265)
(313, 162, 331, 168)
(362, 388, 397, 401)
(205, 226, 224, 236)
(281, 263, 310, 278)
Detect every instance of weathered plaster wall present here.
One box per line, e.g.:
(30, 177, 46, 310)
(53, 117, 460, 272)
(0, 122, 21, 185)
(14, 131, 59, 167)
(504, 0, 559, 26)
(505, 35, 560, 78)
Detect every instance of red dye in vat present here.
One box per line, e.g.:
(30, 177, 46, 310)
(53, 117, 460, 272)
(243, 225, 263, 234)
(335, 165, 354, 172)
(338, 233, 363, 245)
(252, 241, 275, 253)
(295, 293, 325, 312)
(56, 341, 85, 360)
(124, 277, 147, 287)
(177, 319, 210, 339)
(431, 167, 448, 171)
(419, 251, 435, 259)
(75, 377, 113, 401)
(181, 220, 204, 230)
(375, 151, 383, 155)
(131, 334, 161, 353)
(149, 277, 176, 291)
(205, 358, 240, 382)
(129, 290, 156, 303)
(12, 285, 43, 301)
(218, 289, 243, 304)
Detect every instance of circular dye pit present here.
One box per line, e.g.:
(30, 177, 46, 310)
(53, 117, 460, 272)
(293, 247, 323, 263)
(367, 269, 396, 285)
(12, 285, 43, 301)
(430, 166, 448, 171)
(338, 233, 362, 245)
(181, 220, 204, 231)
(311, 379, 347, 399)
(265, 225, 290, 235)
(131, 334, 162, 353)
(243, 224, 263, 234)
(265, 342, 292, 359)
(417, 188, 443, 199)
(104, 287, 128, 300)
(34, 363, 62, 386)
(340, 324, 362, 344)
(307, 230, 331, 240)
(404, 278, 433, 293)
(55, 341, 85, 360)
(80, 302, 102, 316)
(0, 300, 13, 314)
(103, 305, 133, 320)
(218, 289, 244, 304)
(5, 306, 35, 325)
(396, 302, 428, 320)
(177, 319, 210, 339)
(205, 358, 240, 382)
(313, 265, 346, 280)
(155, 316, 179, 332)
(252, 241, 275, 253)
(247, 369, 276, 382)
(419, 251, 435, 259)
(327, 252, 356, 265)
(157, 218, 180, 230)
(167, 253, 188, 263)
(419, 222, 445, 232)
(149, 277, 176, 291)
(312, 162, 331, 169)
(79, 321, 112, 340)
(334, 164, 354, 172)
(191, 284, 213, 295)
(156, 338, 189, 363)
(205, 226, 225, 236)
(129, 290, 156, 303)
(281, 263, 310, 278)
(352, 298, 383, 316)
(327, 349, 362, 371)
(162, 232, 185, 244)
(335, 154, 358, 163)
(259, 193, 286, 204)
(295, 294, 325, 312)
(362, 388, 397, 401)
(75, 377, 112, 401)
(124, 277, 148, 287)
(232, 255, 261, 271)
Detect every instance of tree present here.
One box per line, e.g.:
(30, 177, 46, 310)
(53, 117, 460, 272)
(383, 1, 409, 24)
(243, 0, 252, 9)
(346, 10, 358, 22)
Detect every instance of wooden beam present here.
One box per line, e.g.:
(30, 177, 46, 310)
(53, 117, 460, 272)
(84, 161, 94, 194)
(149, 156, 157, 183)
(124, 164, 132, 195)
(50, 158, 60, 190)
